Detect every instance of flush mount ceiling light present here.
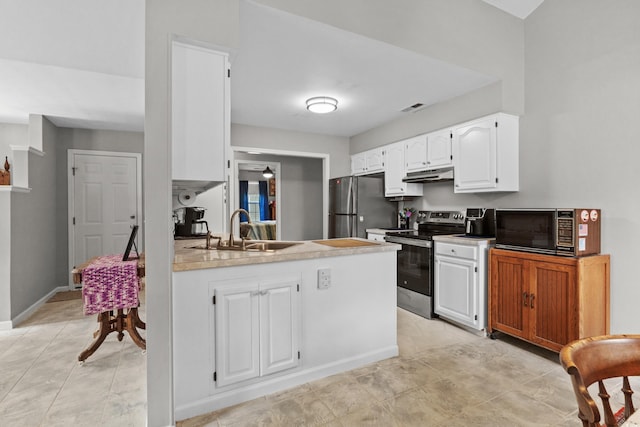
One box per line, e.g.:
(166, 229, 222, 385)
(262, 166, 274, 178)
(306, 96, 338, 114)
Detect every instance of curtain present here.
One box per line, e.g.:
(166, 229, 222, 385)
(259, 180, 270, 220)
(239, 180, 249, 222)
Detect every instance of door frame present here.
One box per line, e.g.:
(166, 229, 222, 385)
(67, 149, 143, 289)
(234, 160, 282, 240)
(231, 146, 330, 239)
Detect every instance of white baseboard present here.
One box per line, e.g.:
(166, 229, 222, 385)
(2, 286, 69, 330)
(174, 345, 399, 421)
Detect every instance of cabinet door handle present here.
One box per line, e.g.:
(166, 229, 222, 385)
(522, 292, 528, 307)
(530, 293, 535, 309)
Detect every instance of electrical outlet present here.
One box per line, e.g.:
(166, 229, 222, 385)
(317, 268, 331, 289)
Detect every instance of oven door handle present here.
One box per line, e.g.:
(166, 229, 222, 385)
(384, 236, 432, 248)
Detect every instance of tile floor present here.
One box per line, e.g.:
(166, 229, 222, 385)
(1, 292, 633, 426)
(178, 308, 586, 427)
(0, 292, 147, 426)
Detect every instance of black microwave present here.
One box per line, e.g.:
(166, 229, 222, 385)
(495, 209, 601, 257)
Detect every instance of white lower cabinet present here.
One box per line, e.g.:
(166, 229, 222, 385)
(433, 238, 493, 331)
(212, 276, 300, 387)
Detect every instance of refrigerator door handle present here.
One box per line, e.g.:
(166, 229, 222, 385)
(347, 179, 354, 237)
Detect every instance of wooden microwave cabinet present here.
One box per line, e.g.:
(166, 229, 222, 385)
(488, 248, 610, 352)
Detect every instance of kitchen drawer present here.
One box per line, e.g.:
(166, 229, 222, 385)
(435, 242, 477, 260)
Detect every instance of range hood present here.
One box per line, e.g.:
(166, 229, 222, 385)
(402, 167, 454, 183)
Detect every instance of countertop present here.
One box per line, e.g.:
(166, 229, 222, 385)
(173, 237, 400, 272)
(432, 234, 496, 245)
(366, 228, 415, 235)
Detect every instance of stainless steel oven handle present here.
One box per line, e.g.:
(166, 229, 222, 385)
(384, 236, 432, 248)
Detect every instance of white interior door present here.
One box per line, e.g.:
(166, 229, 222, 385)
(69, 150, 141, 287)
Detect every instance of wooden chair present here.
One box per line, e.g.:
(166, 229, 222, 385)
(560, 335, 640, 426)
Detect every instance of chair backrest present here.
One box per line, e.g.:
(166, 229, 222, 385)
(560, 335, 640, 427)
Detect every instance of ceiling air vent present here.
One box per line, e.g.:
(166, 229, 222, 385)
(401, 103, 425, 113)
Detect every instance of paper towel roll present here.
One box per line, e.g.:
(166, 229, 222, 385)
(177, 190, 196, 206)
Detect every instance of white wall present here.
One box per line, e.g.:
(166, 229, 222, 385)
(145, 1, 239, 425)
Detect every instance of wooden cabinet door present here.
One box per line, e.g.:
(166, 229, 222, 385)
(490, 254, 528, 339)
(529, 261, 577, 351)
(260, 279, 300, 376)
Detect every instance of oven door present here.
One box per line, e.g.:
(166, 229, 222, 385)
(385, 236, 432, 296)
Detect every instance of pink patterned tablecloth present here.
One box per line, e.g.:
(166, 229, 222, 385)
(82, 255, 140, 315)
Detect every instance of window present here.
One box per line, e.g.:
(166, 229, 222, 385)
(247, 182, 260, 222)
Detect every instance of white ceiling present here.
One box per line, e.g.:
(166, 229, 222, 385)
(0, 0, 542, 136)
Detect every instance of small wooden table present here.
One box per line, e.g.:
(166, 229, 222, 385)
(72, 256, 146, 362)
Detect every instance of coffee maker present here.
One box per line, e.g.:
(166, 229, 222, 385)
(465, 208, 496, 237)
(174, 207, 209, 238)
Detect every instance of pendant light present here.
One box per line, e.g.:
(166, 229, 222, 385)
(262, 166, 274, 178)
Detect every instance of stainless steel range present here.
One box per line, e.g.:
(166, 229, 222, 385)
(385, 210, 465, 319)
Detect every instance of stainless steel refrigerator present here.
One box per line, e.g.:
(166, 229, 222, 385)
(329, 175, 396, 238)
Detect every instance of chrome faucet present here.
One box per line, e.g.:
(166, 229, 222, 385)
(228, 209, 251, 248)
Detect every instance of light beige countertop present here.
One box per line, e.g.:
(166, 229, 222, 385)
(432, 234, 496, 245)
(173, 237, 400, 272)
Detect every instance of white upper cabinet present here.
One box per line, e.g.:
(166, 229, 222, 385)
(453, 113, 519, 193)
(404, 135, 428, 173)
(405, 129, 452, 174)
(172, 40, 230, 183)
(385, 141, 423, 197)
(351, 147, 385, 176)
(427, 129, 453, 169)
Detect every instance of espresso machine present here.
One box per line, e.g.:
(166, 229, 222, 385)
(174, 207, 209, 238)
(465, 208, 496, 237)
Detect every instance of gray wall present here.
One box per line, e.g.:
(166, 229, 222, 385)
(349, 1, 640, 333)
(232, 123, 350, 178)
(10, 116, 58, 318)
(0, 124, 28, 323)
(236, 153, 323, 240)
(55, 128, 143, 286)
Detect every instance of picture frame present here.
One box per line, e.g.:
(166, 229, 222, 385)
(268, 178, 276, 196)
(122, 225, 139, 261)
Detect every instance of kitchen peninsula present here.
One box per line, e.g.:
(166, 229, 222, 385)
(172, 238, 399, 420)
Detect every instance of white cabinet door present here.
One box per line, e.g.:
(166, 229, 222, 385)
(172, 41, 229, 182)
(260, 279, 299, 376)
(367, 232, 386, 242)
(434, 254, 478, 329)
(214, 276, 300, 387)
(453, 117, 497, 192)
(214, 283, 260, 387)
(385, 142, 423, 197)
(351, 153, 367, 175)
(352, 148, 385, 175)
(404, 135, 428, 173)
(365, 148, 385, 174)
(453, 113, 519, 193)
(427, 129, 452, 168)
